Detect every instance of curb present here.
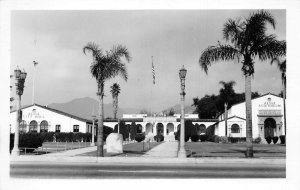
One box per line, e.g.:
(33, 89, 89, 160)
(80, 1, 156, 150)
(10, 156, 286, 165)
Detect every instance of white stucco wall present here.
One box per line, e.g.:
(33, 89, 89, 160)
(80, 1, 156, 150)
(10, 105, 88, 133)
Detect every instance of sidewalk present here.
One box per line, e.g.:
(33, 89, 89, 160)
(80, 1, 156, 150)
(142, 141, 178, 158)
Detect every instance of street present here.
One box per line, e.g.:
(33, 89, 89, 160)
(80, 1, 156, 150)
(10, 161, 285, 178)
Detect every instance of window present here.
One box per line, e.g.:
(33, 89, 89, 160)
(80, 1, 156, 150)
(73, 125, 79, 132)
(19, 120, 27, 133)
(29, 120, 38, 133)
(55, 125, 61, 133)
(40, 120, 48, 133)
(231, 124, 240, 133)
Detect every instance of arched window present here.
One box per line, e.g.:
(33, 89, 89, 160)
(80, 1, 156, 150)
(231, 124, 240, 133)
(29, 120, 38, 133)
(40, 120, 48, 133)
(19, 120, 27, 133)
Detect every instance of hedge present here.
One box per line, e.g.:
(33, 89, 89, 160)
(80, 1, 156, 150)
(135, 133, 145, 142)
(199, 134, 207, 142)
(228, 137, 246, 143)
(10, 133, 43, 153)
(279, 135, 285, 144)
(191, 135, 199, 142)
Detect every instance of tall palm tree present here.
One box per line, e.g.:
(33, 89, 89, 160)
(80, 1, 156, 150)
(271, 57, 286, 143)
(110, 83, 121, 119)
(83, 42, 131, 157)
(199, 10, 286, 157)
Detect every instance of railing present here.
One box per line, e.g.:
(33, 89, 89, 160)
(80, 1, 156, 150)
(18, 141, 92, 155)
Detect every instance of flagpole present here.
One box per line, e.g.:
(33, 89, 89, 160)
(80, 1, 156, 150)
(32, 61, 36, 105)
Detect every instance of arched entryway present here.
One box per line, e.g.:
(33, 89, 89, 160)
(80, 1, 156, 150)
(156, 123, 164, 135)
(264, 118, 276, 138)
(40, 120, 48, 132)
(231, 124, 240, 133)
(29, 120, 38, 133)
(19, 120, 27, 133)
(145, 123, 153, 135)
(166, 123, 174, 135)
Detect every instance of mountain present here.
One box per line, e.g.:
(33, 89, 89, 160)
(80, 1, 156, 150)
(48, 97, 139, 120)
(162, 104, 195, 114)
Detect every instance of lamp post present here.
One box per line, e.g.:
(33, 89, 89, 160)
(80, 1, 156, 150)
(178, 65, 187, 158)
(11, 68, 27, 156)
(91, 114, 96, 146)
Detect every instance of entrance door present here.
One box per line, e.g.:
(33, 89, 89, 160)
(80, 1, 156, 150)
(264, 118, 276, 138)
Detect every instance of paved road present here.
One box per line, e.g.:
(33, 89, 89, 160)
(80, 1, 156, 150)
(10, 161, 285, 178)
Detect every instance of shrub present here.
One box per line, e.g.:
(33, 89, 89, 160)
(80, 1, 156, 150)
(199, 134, 207, 142)
(265, 136, 272, 144)
(154, 134, 164, 142)
(191, 135, 199, 142)
(273, 136, 279, 144)
(253, 137, 262, 144)
(13, 133, 43, 152)
(211, 135, 220, 143)
(228, 137, 246, 143)
(10, 133, 14, 153)
(279, 135, 285, 144)
(219, 136, 228, 143)
(135, 133, 145, 142)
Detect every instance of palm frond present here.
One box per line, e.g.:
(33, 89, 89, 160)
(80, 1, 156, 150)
(110, 83, 121, 97)
(199, 44, 241, 74)
(223, 19, 243, 45)
(252, 35, 286, 61)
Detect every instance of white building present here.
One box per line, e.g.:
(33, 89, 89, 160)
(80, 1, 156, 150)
(10, 104, 94, 134)
(215, 93, 285, 140)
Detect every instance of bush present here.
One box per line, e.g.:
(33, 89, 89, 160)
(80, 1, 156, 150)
(154, 134, 164, 142)
(279, 135, 285, 144)
(265, 136, 272, 144)
(135, 133, 145, 142)
(10, 133, 44, 153)
(219, 136, 229, 143)
(210, 135, 220, 143)
(228, 137, 246, 143)
(253, 137, 262, 144)
(199, 134, 207, 142)
(191, 135, 199, 142)
(273, 136, 279, 144)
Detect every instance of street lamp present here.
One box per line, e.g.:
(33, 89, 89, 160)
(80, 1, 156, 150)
(11, 68, 27, 156)
(178, 65, 187, 158)
(91, 114, 96, 146)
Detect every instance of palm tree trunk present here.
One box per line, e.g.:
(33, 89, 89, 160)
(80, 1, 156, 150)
(283, 83, 286, 144)
(97, 92, 104, 157)
(245, 74, 254, 157)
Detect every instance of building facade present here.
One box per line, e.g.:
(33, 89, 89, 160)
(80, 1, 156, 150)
(215, 93, 285, 141)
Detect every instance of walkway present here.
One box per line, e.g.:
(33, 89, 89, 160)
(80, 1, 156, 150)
(142, 141, 179, 158)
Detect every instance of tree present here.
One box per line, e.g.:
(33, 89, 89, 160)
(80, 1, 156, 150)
(217, 80, 236, 111)
(193, 94, 219, 119)
(199, 10, 285, 157)
(110, 83, 121, 119)
(83, 42, 131, 157)
(271, 57, 286, 143)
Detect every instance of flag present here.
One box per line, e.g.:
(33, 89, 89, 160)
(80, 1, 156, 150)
(151, 56, 155, 84)
(33, 61, 38, 67)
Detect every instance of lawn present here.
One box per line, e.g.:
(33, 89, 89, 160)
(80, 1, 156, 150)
(185, 142, 286, 158)
(79, 142, 162, 157)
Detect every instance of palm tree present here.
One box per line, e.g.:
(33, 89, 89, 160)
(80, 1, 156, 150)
(83, 42, 131, 157)
(271, 57, 286, 143)
(110, 83, 121, 119)
(199, 10, 286, 157)
(219, 80, 236, 137)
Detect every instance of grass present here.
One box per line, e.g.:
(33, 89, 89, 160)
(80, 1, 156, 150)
(79, 142, 162, 157)
(185, 141, 286, 158)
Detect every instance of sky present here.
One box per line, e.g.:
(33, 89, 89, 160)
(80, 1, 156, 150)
(10, 10, 286, 112)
